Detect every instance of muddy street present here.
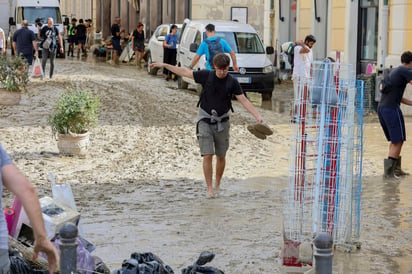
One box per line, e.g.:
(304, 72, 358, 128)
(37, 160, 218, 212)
(0, 59, 412, 273)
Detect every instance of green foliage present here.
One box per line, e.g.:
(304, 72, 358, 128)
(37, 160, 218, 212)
(49, 87, 100, 135)
(0, 54, 29, 92)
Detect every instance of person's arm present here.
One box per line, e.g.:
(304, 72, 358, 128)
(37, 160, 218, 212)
(32, 40, 38, 57)
(229, 50, 239, 72)
(151, 62, 194, 79)
(2, 164, 59, 273)
(57, 32, 64, 53)
(12, 41, 17, 56)
(235, 93, 263, 123)
(190, 54, 201, 69)
(401, 97, 412, 106)
(295, 40, 310, 54)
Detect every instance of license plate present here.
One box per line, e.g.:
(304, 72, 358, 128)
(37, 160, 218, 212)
(235, 77, 251, 84)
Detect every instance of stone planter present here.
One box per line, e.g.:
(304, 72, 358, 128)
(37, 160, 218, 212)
(0, 89, 21, 105)
(57, 132, 90, 156)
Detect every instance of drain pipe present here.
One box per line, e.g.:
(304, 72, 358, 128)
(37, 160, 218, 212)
(380, 0, 389, 69)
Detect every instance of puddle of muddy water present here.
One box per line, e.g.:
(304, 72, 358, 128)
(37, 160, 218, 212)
(80, 174, 412, 273)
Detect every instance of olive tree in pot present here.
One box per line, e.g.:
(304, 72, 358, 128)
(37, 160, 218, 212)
(0, 54, 29, 105)
(49, 87, 100, 156)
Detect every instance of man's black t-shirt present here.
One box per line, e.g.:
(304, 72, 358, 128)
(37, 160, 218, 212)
(75, 24, 87, 39)
(111, 24, 120, 40)
(379, 66, 412, 108)
(194, 70, 242, 116)
(12, 27, 36, 55)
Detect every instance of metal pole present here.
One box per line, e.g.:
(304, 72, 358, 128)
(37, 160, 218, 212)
(59, 222, 78, 274)
(313, 232, 333, 274)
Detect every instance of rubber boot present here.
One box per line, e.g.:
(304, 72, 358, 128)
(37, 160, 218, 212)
(135, 54, 141, 68)
(394, 156, 409, 177)
(384, 158, 398, 179)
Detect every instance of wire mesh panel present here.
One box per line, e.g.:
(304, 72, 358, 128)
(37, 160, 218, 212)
(282, 59, 364, 268)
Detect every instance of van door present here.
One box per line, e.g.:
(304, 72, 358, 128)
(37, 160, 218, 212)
(179, 27, 199, 68)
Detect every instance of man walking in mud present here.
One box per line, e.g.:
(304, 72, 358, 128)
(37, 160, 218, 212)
(151, 53, 266, 198)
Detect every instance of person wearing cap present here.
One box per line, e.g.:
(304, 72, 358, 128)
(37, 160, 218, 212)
(67, 18, 77, 57)
(12, 20, 38, 65)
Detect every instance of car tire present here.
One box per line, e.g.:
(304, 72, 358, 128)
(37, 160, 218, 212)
(147, 53, 158, 75)
(177, 75, 188, 89)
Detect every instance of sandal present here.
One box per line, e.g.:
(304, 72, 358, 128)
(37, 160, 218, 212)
(247, 125, 266, 140)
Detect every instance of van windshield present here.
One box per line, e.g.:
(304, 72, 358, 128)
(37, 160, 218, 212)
(17, 7, 62, 25)
(204, 32, 265, 54)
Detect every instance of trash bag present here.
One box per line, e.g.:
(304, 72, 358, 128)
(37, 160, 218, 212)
(9, 249, 33, 274)
(114, 252, 174, 274)
(31, 57, 44, 78)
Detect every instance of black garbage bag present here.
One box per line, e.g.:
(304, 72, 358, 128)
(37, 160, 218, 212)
(9, 249, 33, 274)
(181, 251, 224, 274)
(114, 252, 174, 274)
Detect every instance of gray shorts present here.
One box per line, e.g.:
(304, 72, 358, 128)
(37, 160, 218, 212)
(197, 120, 230, 157)
(0, 249, 10, 274)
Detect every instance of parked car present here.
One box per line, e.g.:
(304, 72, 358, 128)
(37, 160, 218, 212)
(176, 19, 275, 99)
(146, 23, 182, 75)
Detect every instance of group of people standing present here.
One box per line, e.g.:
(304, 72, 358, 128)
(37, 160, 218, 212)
(67, 18, 93, 58)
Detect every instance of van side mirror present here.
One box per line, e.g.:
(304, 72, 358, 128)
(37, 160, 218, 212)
(266, 46, 274, 55)
(64, 17, 69, 26)
(190, 43, 198, 52)
(9, 17, 15, 25)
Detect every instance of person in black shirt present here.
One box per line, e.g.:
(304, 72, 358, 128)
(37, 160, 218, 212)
(111, 17, 123, 64)
(378, 51, 412, 178)
(38, 17, 63, 79)
(75, 19, 87, 58)
(12, 20, 38, 65)
(150, 53, 264, 198)
(131, 22, 145, 68)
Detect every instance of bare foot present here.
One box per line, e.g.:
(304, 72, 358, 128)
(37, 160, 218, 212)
(207, 189, 214, 199)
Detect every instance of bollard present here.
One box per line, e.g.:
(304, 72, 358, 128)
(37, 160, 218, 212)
(59, 222, 78, 274)
(313, 232, 333, 274)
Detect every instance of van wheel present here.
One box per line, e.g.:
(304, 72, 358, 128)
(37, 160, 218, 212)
(147, 54, 158, 75)
(261, 92, 272, 101)
(178, 76, 188, 89)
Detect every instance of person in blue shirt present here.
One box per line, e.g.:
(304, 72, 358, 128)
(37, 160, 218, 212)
(0, 144, 59, 273)
(190, 23, 238, 72)
(163, 24, 179, 80)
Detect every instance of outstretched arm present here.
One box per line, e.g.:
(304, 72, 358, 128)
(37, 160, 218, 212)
(229, 50, 239, 72)
(151, 62, 194, 79)
(235, 93, 263, 123)
(2, 164, 59, 273)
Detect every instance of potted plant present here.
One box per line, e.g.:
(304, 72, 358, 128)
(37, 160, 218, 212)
(0, 54, 29, 105)
(49, 87, 100, 156)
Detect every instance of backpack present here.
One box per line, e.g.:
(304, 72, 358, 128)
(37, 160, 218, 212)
(42, 27, 57, 50)
(197, 71, 235, 113)
(204, 37, 223, 69)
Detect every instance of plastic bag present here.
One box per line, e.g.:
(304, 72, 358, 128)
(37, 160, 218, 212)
(31, 57, 44, 78)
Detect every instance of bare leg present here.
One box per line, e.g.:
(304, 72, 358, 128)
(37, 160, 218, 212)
(214, 156, 226, 194)
(389, 141, 403, 159)
(203, 154, 214, 198)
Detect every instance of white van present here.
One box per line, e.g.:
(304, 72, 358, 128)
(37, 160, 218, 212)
(176, 19, 275, 99)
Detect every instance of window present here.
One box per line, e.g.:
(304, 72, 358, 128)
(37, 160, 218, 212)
(358, 0, 379, 73)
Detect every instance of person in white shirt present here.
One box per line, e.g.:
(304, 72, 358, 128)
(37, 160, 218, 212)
(291, 34, 316, 122)
(0, 28, 6, 55)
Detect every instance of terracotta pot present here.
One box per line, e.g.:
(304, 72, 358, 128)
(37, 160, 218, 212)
(57, 132, 90, 156)
(0, 89, 21, 105)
